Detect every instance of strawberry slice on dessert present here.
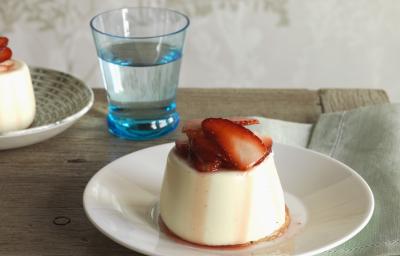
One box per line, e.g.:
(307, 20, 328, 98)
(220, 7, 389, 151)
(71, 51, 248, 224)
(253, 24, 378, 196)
(182, 117, 259, 133)
(192, 153, 222, 172)
(0, 36, 13, 71)
(188, 132, 223, 161)
(187, 130, 225, 172)
(0, 36, 9, 48)
(0, 46, 12, 63)
(261, 136, 273, 154)
(226, 117, 260, 126)
(175, 139, 190, 158)
(202, 118, 268, 170)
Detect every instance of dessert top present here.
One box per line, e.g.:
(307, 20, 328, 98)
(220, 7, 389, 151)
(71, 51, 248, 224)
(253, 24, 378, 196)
(0, 36, 15, 72)
(175, 118, 272, 172)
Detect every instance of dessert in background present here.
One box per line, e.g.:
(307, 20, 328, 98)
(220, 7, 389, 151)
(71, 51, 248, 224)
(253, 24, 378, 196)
(159, 117, 289, 247)
(0, 36, 36, 133)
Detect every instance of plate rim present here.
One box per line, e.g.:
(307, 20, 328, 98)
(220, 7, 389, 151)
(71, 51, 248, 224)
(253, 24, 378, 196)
(0, 66, 94, 138)
(83, 142, 375, 256)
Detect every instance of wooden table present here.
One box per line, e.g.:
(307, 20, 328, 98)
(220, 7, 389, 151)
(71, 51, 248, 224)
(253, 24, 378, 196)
(0, 88, 389, 256)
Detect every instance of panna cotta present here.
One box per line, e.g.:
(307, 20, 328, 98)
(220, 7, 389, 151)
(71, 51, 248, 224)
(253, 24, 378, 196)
(0, 36, 36, 133)
(159, 118, 289, 246)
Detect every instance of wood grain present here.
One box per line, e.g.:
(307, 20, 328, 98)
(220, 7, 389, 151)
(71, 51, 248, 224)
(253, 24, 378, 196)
(176, 88, 322, 123)
(0, 88, 389, 256)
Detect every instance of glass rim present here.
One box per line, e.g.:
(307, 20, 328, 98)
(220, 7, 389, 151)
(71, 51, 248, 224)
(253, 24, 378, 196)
(90, 7, 190, 40)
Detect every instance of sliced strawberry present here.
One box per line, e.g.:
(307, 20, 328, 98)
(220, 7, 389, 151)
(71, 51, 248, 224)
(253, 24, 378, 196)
(188, 131, 224, 162)
(261, 136, 273, 153)
(0, 37, 8, 48)
(175, 139, 189, 158)
(192, 153, 222, 172)
(228, 117, 260, 126)
(253, 136, 273, 166)
(184, 128, 203, 139)
(182, 117, 259, 133)
(202, 118, 267, 170)
(185, 130, 225, 172)
(0, 47, 12, 63)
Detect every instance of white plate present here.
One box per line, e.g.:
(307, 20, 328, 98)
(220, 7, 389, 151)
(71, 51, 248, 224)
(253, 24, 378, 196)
(83, 143, 374, 256)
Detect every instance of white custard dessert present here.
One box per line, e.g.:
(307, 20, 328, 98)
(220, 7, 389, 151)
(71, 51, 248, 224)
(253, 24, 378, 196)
(160, 150, 287, 246)
(0, 60, 36, 133)
(159, 118, 289, 247)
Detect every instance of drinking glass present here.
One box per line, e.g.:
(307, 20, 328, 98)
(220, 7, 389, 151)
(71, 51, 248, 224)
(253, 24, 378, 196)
(90, 7, 189, 140)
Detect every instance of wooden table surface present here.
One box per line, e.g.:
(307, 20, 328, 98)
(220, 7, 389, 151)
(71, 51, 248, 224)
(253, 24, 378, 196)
(0, 88, 389, 256)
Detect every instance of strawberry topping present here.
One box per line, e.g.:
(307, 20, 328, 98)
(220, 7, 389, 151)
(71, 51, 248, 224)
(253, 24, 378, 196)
(226, 117, 260, 126)
(0, 36, 15, 72)
(0, 47, 12, 63)
(261, 136, 273, 153)
(175, 139, 189, 158)
(177, 118, 271, 172)
(192, 154, 222, 172)
(0, 37, 9, 48)
(182, 117, 259, 133)
(202, 118, 268, 170)
(188, 131, 225, 163)
(0, 36, 12, 64)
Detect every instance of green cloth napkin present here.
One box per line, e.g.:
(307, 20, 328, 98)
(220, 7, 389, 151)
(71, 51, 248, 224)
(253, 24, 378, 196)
(255, 103, 400, 256)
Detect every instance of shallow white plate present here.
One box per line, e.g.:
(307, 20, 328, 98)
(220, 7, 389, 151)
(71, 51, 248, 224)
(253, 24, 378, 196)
(83, 143, 374, 256)
(0, 67, 94, 150)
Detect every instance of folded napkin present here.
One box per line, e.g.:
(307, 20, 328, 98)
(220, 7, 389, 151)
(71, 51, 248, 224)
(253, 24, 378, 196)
(255, 103, 400, 256)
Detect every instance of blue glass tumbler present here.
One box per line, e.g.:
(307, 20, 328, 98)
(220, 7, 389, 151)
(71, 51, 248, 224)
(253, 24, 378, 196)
(90, 7, 189, 140)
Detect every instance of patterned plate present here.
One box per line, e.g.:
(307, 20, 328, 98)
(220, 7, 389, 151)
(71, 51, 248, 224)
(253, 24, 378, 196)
(0, 67, 94, 150)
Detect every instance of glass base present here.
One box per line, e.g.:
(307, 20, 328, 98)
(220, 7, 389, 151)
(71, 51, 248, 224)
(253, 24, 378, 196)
(107, 112, 179, 140)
